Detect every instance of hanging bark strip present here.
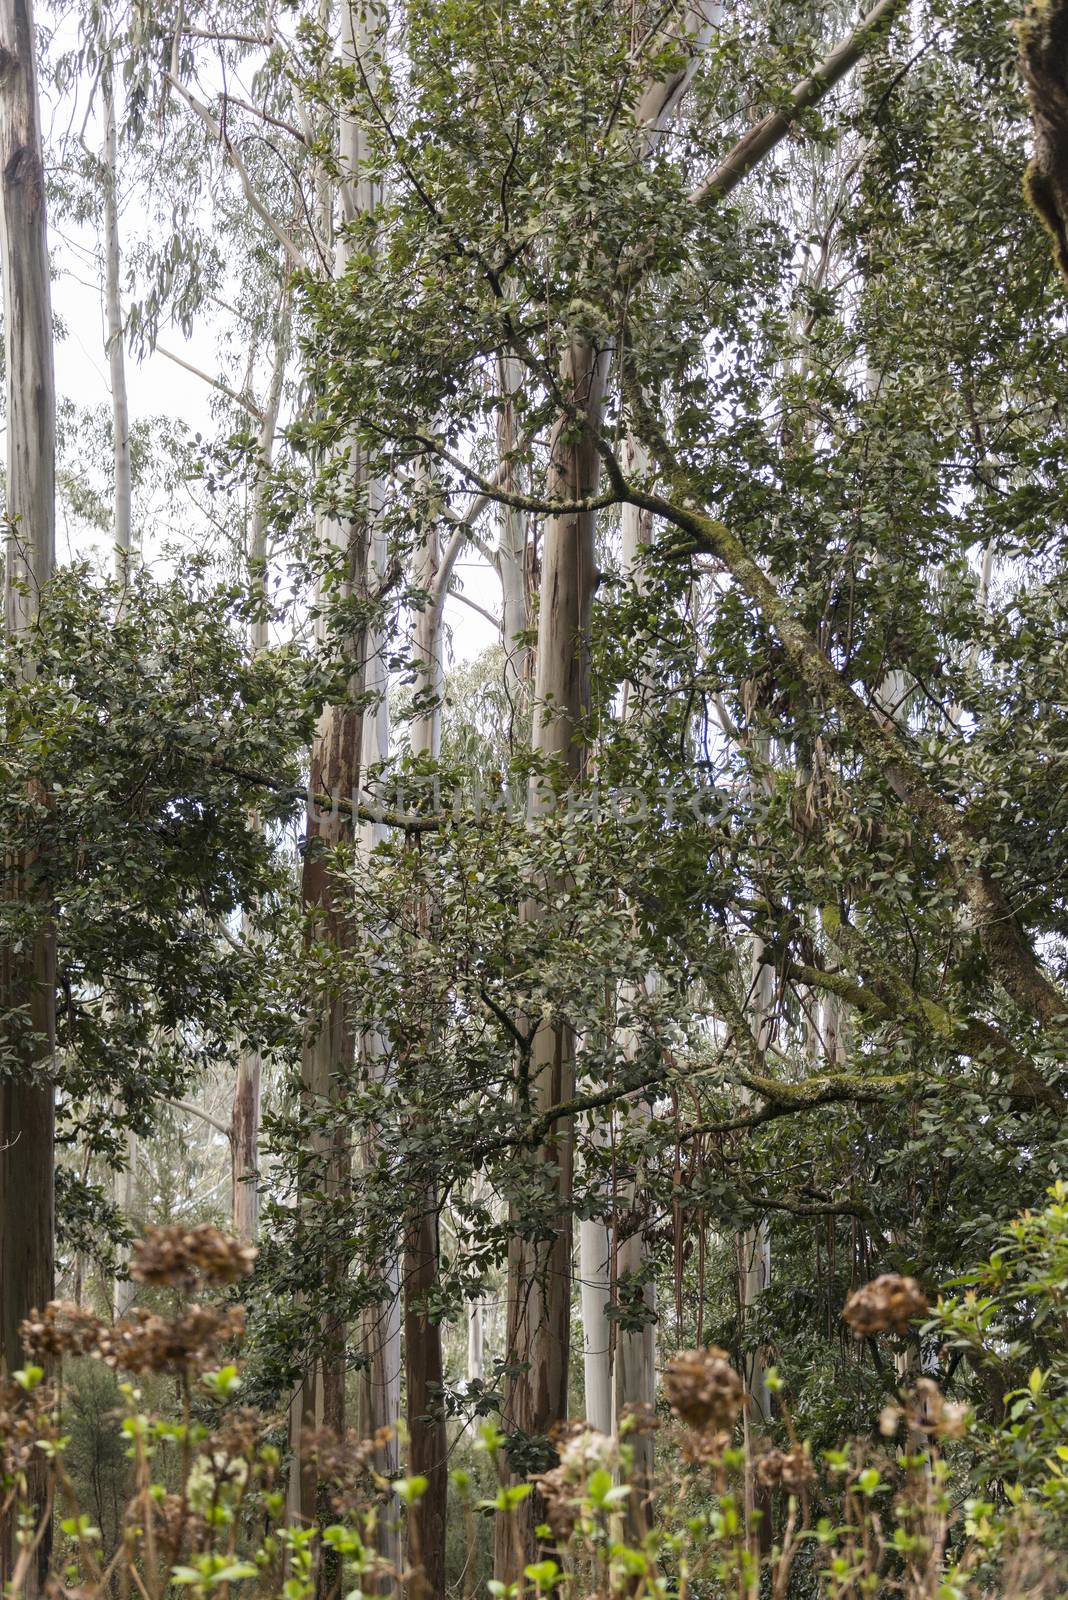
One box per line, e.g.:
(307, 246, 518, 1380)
(0, 0, 56, 1590)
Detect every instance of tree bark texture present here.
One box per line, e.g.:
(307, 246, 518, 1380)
(495, 337, 609, 1581)
(0, 0, 56, 1588)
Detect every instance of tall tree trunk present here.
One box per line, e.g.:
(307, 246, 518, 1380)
(572, 0, 719, 1465)
(232, 292, 288, 1245)
(610, 472, 659, 1531)
(112, 1130, 137, 1318)
(355, 511, 402, 1571)
(290, 0, 379, 1527)
(740, 942, 774, 1550)
(102, 57, 131, 573)
(231, 1041, 261, 1243)
(495, 354, 530, 703)
(492, 13, 718, 1578)
(467, 1299, 484, 1383)
(0, 0, 57, 1587)
(494, 337, 610, 1582)
(402, 515, 448, 1599)
(579, 1201, 613, 1435)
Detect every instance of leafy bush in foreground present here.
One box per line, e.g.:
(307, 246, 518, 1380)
(6, 1196, 1068, 1599)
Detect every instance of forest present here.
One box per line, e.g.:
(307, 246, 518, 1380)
(2, 0, 1068, 1594)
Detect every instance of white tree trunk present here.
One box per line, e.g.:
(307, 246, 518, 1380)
(232, 295, 288, 1245)
(579, 1207, 613, 1434)
(496, 17, 720, 1575)
(587, 5, 719, 1449)
(495, 354, 529, 699)
(466, 1299, 484, 1384)
(740, 941, 774, 1547)
(102, 60, 131, 572)
(604, 469, 660, 1532)
(496, 336, 609, 1581)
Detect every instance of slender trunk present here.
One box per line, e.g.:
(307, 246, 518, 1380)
(579, 1207, 613, 1434)
(290, 0, 379, 1520)
(231, 1040, 261, 1242)
(495, 337, 609, 1582)
(102, 59, 131, 573)
(604, 466, 660, 1534)
(232, 294, 288, 1244)
(0, 0, 57, 1588)
(612, 1175, 656, 1533)
(572, 0, 717, 1489)
(467, 1299, 484, 1383)
(403, 1188, 445, 1600)
(740, 943, 774, 1550)
(112, 1130, 137, 1318)
(355, 768, 402, 1579)
(493, 15, 716, 1576)
(495, 354, 530, 702)
(402, 513, 447, 1600)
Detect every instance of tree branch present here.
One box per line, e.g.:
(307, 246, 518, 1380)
(162, 1099, 231, 1139)
(688, 0, 907, 208)
(206, 755, 445, 832)
(621, 460, 1068, 1035)
(154, 343, 264, 421)
(165, 73, 312, 275)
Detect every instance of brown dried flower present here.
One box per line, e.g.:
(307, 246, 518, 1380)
(663, 1347, 744, 1431)
(153, 1491, 205, 1562)
(95, 1304, 246, 1373)
(131, 1225, 257, 1288)
(20, 1302, 105, 1363)
(755, 1444, 816, 1493)
(533, 1461, 577, 1541)
(0, 1376, 58, 1476)
(619, 1400, 660, 1436)
(907, 1378, 970, 1440)
(841, 1274, 929, 1338)
(533, 1426, 614, 1543)
(678, 1427, 733, 1467)
(302, 1425, 391, 1514)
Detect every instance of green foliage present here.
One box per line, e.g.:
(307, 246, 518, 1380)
(1, 561, 316, 1245)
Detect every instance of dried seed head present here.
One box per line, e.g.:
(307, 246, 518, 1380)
(533, 1461, 576, 1540)
(20, 1302, 105, 1362)
(302, 1425, 389, 1514)
(131, 1224, 257, 1288)
(619, 1400, 660, 1436)
(906, 1378, 970, 1440)
(0, 1376, 58, 1476)
(663, 1347, 744, 1431)
(755, 1444, 816, 1493)
(532, 1425, 613, 1542)
(95, 1304, 246, 1374)
(841, 1274, 928, 1338)
(154, 1489, 205, 1560)
(679, 1426, 732, 1467)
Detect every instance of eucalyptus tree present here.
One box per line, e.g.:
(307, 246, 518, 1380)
(286, 0, 1068, 1574)
(300, 0, 916, 1549)
(0, 0, 56, 1582)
